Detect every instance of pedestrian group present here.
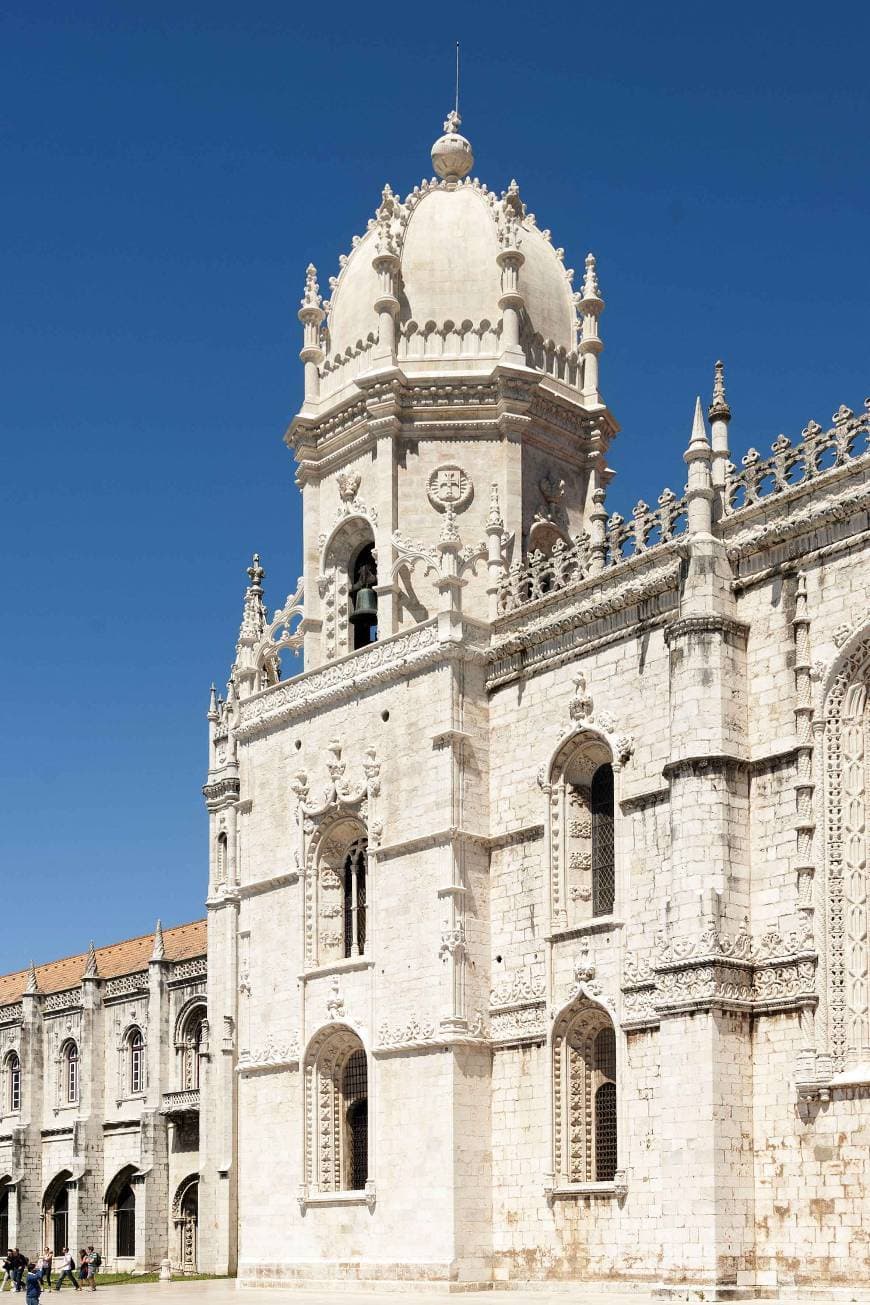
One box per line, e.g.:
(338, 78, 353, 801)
(1, 1248, 101, 1296)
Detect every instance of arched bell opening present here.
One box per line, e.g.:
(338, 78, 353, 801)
(349, 541, 378, 650)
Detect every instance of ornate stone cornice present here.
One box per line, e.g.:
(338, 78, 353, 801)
(236, 621, 487, 742)
(202, 776, 241, 810)
(621, 926, 818, 1026)
(487, 558, 681, 688)
(662, 614, 749, 646)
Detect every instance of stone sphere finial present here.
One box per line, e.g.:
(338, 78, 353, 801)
(431, 109, 474, 181)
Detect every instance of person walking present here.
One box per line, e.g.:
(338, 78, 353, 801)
(53, 1252, 78, 1292)
(83, 1252, 98, 1294)
(38, 1255, 51, 1291)
(24, 1265, 41, 1305)
(11, 1250, 27, 1293)
(75, 1258, 86, 1293)
(1, 1253, 15, 1293)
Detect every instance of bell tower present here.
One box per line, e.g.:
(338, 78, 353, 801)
(286, 113, 619, 672)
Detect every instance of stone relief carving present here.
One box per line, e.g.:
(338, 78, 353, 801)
(237, 1032, 300, 1072)
(427, 464, 473, 515)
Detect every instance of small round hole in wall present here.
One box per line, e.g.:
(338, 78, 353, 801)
(495, 955, 503, 964)
(294, 739, 302, 751)
(381, 709, 390, 722)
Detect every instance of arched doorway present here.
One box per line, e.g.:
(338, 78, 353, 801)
(43, 1172, 72, 1255)
(172, 1177, 198, 1273)
(104, 1167, 138, 1265)
(0, 1181, 10, 1252)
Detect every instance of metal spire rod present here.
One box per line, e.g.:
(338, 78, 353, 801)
(455, 42, 460, 117)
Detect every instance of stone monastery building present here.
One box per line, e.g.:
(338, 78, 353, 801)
(4, 111, 870, 1293)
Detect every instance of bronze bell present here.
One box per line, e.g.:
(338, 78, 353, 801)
(350, 586, 378, 622)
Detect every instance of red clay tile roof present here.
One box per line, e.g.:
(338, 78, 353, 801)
(0, 919, 206, 1005)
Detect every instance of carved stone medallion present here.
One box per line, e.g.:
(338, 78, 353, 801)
(427, 465, 473, 514)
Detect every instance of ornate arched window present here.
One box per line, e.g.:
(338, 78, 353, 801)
(304, 1028, 369, 1195)
(128, 1028, 144, 1095)
(177, 1005, 206, 1091)
(547, 732, 617, 930)
(61, 1041, 78, 1105)
(552, 1002, 619, 1186)
(342, 839, 367, 958)
(5, 1053, 21, 1113)
(43, 1172, 72, 1254)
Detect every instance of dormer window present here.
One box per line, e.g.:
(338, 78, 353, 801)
(349, 544, 378, 650)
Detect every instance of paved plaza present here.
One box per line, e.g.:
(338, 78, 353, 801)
(63, 1283, 870, 1305)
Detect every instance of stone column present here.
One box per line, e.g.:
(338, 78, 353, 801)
(16, 985, 44, 1250)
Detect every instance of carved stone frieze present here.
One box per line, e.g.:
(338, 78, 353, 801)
(237, 1032, 300, 1073)
(236, 622, 441, 740)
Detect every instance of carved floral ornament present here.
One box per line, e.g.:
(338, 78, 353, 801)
(539, 672, 634, 788)
(291, 739, 381, 833)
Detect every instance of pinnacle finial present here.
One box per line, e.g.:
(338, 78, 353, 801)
(25, 961, 40, 995)
(581, 252, 601, 301)
(83, 940, 99, 979)
(689, 396, 709, 449)
(431, 106, 473, 181)
(247, 553, 265, 590)
(708, 359, 732, 422)
(300, 264, 321, 311)
(207, 683, 218, 720)
(151, 919, 165, 962)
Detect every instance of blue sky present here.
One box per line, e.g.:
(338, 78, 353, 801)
(1, 1, 867, 972)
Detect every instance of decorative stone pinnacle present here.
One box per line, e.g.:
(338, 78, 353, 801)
(438, 506, 461, 547)
(582, 252, 601, 301)
(708, 359, 732, 422)
(207, 683, 218, 721)
(25, 961, 40, 995)
(83, 941, 99, 979)
(300, 264, 321, 311)
(688, 396, 710, 450)
(486, 483, 504, 530)
(247, 553, 265, 590)
(151, 919, 165, 962)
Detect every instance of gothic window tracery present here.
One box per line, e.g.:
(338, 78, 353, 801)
(548, 734, 617, 930)
(304, 1028, 369, 1193)
(824, 654, 870, 1069)
(342, 840, 367, 958)
(552, 1003, 618, 1185)
(5, 1052, 20, 1113)
(216, 831, 227, 884)
(61, 1040, 78, 1105)
(127, 1027, 144, 1096)
(176, 1004, 206, 1091)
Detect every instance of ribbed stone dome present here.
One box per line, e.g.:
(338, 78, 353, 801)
(323, 165, 578, 368)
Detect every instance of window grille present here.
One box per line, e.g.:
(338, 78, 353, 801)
(591, 764, 615, 916)
(557, 1010, 619, 1186)
(115, 1184, 136, 1258)
(594, 1026, 616, 1080)
(342, 1050, 368, 1190)
(594, 1081, 618, 1181)
(342, 842, 368, 958)
(8, 1055, 20, 1112)
(216, 832, 227, 883)
(130, 1031, 144, 1095)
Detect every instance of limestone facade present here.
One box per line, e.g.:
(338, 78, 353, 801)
(0, 924, 206, 1274)
(204, 113, 870, 1293)
(9, 111, 870, 1293)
